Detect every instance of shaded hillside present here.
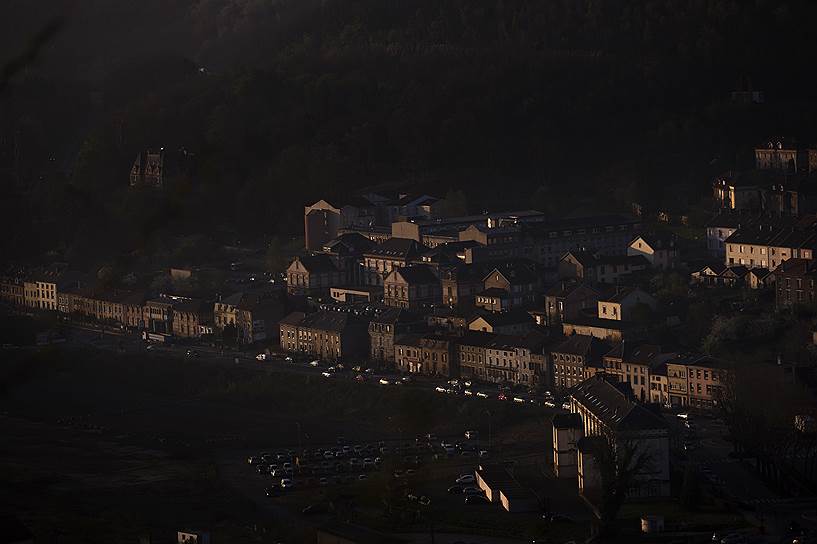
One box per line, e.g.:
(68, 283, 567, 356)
(3, 0, 817, 261)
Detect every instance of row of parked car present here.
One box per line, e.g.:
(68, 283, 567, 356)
(447, 473, 490, 505)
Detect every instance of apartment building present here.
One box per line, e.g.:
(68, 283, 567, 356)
(368, 308, 421, 363)
(286, 254, 343, 297)
(724, 215, 817, 269)
(23, 271, 61, 311)
(601, 343, 663, 403)
(551, 334, 610, 390)
(0, 276, 24, 307)
(566, 374, 670, 498)
(457, 331, 493, 380)
(172, 299, 212, 338)
(665, 354, 731, 409)
(559, 250, 649, 284)
(278, 310, 369, 361)
(775, 258, 817, 308)
(361, 238, 428, 286)
(394, 334, 457, 377)
(383, 264, 440, 309)
(215, 292, 282, 344)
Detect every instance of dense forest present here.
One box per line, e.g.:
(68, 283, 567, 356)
(3, 0, 817, 263)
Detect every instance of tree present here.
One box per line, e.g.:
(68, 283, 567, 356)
(594, 434, 653, 539)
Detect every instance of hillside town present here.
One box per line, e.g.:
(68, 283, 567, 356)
(4, 140, 817, 543)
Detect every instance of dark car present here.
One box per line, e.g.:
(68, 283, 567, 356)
(447, 485, 463, 494)
(465, 494, 490, 505)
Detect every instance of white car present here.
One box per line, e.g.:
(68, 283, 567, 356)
(476, 391, 489, 399)
(455, 474, 475, 485)
(464, 430, 478, 440)
(544, 400, 556, 408)
(280, 478, 294, 489)
(562, 401, 571, 410)
(321, 371, 332, 378)
(513, 397, 526, 404)
(256, 353, 267, 361)
(677, 412, 690, 420)
(379, 378, 391, 385)
(435, 386, 447, 393)
(464, 389, 473, 396)
(285, 355, 294, 362)
(309, 360, 320, 367)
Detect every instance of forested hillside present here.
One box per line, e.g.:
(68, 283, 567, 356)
(3, 0, 817, 261)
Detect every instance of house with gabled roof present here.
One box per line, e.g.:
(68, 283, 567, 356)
(596, 287, 657, 322)
(559, 250, 649, 284)
(543, 280, 603, 326)
(468, 309, 534, 335)
(627, 233, 678, 270)
(383, 264, 440, 309)
(286, 254, 342, 297)
(551, 334, 611, 390)
(475, 259, 541, 311)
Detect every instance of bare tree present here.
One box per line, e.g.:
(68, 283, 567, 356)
(592, 432, 653, 539)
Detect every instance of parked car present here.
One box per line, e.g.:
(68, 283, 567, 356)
(280, 478, 295, 489)
(465, 494, 490, 505)
(358, 474, 368, 481)
(321, 371, 332, 378)
(309, 360, 320, 367)
(186, 349, 199, 358)
(284, 355, 294, 362)
(561, 401, 571, 410)
(456, 474, 475, 485)
(247, 456, 260, 465)
(465, 430, 479, 440)
(447, 485, 463, 494)
(256, 353, 267, 361)
(379, 378, 391, 385)
(544, 400, 556, 408)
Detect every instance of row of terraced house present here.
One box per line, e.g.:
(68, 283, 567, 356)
(0, 269, 283, 344)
